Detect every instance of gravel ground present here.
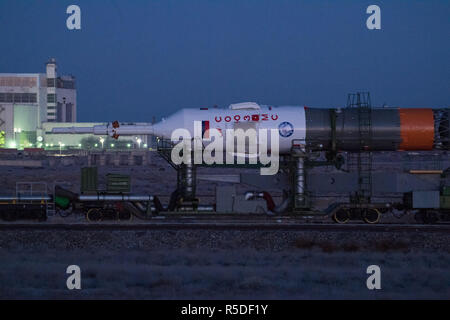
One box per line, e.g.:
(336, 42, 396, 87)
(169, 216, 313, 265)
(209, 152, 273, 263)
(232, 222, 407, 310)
(0, 229, 449, 299)
(1, 229, 450, 252)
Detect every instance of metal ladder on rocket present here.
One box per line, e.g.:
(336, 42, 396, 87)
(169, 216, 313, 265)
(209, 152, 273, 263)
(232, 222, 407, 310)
(347, 92, 373, 205)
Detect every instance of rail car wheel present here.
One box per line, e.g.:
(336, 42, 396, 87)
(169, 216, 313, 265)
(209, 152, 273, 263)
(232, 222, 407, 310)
(58, 207, 73, 218)
(86, 208, 102, 222)
(415, 210, 438, 224)
(362, 209, 381, 224)
(333, 209, 350, 224)
(118, 210, 132, 221)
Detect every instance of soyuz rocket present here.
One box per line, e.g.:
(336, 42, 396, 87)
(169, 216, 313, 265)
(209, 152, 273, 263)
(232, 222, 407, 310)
(53, 102, 449, 153)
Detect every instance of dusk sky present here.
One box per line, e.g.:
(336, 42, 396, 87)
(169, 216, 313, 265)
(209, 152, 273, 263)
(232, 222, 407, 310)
(0, 0, 448, 122)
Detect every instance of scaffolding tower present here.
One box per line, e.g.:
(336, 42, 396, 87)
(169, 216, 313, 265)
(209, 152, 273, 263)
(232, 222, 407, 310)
(346, 92, 373, 204)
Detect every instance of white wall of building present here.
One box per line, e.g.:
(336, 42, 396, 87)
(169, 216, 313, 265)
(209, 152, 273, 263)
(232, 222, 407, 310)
(0, 103, 39, 148)
(14, 104, 39, 131)
(56, 87, 77, 122)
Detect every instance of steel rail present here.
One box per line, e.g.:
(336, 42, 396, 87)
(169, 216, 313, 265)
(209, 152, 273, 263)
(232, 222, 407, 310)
(0, 222, 449, 233)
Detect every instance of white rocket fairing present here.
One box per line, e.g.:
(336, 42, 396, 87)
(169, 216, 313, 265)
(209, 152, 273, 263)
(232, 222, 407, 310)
(52, 102, 449, 152)
(154, 102, 306, 153)
(53, 102, 307, 154)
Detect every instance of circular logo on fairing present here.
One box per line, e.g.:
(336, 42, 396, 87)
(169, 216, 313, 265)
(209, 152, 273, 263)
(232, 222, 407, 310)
(278, 121, 294, 138)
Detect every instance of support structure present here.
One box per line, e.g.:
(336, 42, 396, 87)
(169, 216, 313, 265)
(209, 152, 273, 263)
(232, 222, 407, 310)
(291, 140, 308, 211)
(178, 163, 197, 201)
(156, 139, 199, 208)
(434, 109, 450, 150)
(347, 92, 373, 204)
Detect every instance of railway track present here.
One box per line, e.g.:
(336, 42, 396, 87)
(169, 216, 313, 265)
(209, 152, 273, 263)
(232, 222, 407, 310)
(0, 222, 449, 233)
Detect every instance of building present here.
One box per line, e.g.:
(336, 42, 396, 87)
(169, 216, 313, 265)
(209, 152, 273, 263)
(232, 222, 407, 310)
(45, 59, 76, 123)
(0, 58, 76, 148)
(0, 59, 150, 151)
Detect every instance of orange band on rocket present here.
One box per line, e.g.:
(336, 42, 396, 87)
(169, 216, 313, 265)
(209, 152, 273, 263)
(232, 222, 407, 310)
(399, 108, 435, 150)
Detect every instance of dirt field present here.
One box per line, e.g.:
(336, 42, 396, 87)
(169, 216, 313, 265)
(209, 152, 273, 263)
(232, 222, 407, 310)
(0, 228, 449, 299)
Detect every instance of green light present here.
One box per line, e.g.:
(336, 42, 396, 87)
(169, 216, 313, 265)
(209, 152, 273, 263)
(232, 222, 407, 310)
(8, 141, 16, 148)
(127, 144, 131, 148)
(111, 144, 115, 148)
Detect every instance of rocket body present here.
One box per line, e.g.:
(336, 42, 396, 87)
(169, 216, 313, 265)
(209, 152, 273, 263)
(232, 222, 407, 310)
(153, 104, 306, 153)
(52, 102, 449, 153)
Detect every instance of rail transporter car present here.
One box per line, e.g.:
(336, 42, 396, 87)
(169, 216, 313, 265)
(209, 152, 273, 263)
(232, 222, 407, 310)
(1, 149, 449, 224)
(1, 94, 449, 223)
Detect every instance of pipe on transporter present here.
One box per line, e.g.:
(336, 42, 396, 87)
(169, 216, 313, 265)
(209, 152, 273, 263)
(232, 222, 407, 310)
(177, 205, 215, 212)
(244, 191, 289, 214)
(294, 155, 306, 207)
(0, 196, 52, 201)
(78, 194, 154, 202)
(181, 163, 197, 201)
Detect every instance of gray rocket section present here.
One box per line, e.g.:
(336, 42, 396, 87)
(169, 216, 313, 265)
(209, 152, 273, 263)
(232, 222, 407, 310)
(305, 108, 402, 151)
